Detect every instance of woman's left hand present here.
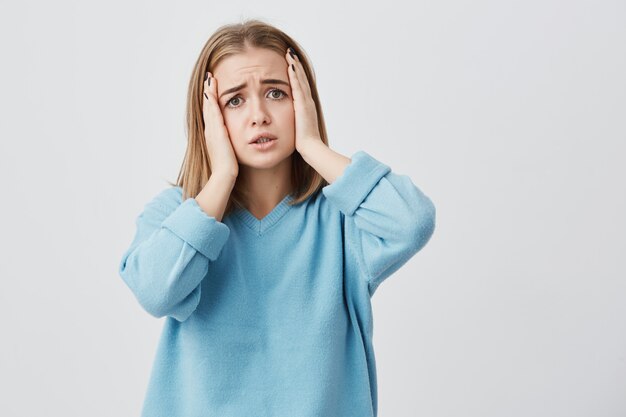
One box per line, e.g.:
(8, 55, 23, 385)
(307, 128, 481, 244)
(285, 47, 323, 154)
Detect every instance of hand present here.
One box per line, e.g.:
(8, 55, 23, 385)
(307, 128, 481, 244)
(285, 48, 323, 154)
(203, 71, 239, 179)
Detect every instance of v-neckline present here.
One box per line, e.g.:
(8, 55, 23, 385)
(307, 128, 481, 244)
(233, 193, 295, 235)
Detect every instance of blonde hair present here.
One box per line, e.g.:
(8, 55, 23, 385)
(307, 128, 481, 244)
(167, 18, 330, 218)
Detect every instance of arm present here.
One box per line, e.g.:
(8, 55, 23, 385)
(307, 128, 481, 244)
(298, 140, 352, 184)
(118, 180, 231, 321)
(301, 141, 436, 296)
(194, 173, 237, 222)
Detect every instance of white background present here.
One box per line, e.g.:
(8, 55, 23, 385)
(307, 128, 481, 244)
(1, 1, 624, 416)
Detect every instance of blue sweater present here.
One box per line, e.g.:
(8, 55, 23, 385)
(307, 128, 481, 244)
(119, 150, 436, 417)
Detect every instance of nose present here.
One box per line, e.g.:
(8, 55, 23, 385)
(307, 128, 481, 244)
(250, 97, 271, 126)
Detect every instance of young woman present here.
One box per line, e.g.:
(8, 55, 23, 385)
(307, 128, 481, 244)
(119, 19, 436, 417)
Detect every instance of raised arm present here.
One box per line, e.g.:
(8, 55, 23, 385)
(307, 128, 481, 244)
(302, 142, 436, 296)
(118, 180, 232, 321)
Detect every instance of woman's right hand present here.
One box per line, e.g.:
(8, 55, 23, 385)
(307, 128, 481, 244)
(203, 72, 239, 180)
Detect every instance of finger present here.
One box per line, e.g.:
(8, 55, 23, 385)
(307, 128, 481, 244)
(202, 72, 211, 124)
(285, 52, 308, 104)
(286, 49, 311, 97)
(203, 73, 219, 115)
(203, 71, 213, 101)
(204, 72, 228, 132)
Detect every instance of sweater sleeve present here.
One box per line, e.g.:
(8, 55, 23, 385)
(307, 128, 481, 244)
(322, 151, 436, 296)
(118, 187, 230, 321)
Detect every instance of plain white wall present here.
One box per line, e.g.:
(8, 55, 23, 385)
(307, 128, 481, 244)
(1, 0, 624, 416)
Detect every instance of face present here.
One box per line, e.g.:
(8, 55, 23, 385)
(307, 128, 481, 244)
(212, 47, 295, 171)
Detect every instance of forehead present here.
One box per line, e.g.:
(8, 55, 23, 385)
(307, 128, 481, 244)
(213, 47, 286, 84)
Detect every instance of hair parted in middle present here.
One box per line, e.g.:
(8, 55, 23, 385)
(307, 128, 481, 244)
(168, 18, 330, 219)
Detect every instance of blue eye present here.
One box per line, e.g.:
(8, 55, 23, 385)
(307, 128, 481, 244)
(226, 88, 288, 109)
(227, 97, 242, 107)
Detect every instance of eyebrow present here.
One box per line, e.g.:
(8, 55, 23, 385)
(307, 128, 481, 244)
(218, 79, 290, 100)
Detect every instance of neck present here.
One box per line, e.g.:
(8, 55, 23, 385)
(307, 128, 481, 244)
(238, 156, 293, 213)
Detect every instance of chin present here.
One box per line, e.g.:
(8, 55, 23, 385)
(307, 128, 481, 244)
(245, 148, 296, 168)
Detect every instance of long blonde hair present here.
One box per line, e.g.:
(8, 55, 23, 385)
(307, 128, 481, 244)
(167, 19, 330, 218)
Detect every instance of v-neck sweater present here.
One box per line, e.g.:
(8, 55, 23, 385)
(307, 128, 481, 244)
(232, 193, 294, 235)
(119, 150, 436, 417)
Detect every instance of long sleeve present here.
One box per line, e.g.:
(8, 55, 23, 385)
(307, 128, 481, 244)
(322, 151, 436, 296)
(118, 187, 230, 321)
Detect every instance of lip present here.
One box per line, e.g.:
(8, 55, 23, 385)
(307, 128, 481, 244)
(249, 132, 278, 144)
(250, 138, 278, 150)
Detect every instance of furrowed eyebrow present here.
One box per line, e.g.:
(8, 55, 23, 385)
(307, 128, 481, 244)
(218, 79, 290, 100)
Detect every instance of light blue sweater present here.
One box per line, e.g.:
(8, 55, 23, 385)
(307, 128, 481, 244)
(119, 150, 436, 417)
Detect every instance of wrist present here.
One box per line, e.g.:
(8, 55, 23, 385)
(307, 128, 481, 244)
(211, 170, 238, 184)
(298, 138, 325, 164)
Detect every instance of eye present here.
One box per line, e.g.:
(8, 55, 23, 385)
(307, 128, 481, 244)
(225, 88, 288, 109)
(268, 89, 286, 99)
(226, 96, 242, 108)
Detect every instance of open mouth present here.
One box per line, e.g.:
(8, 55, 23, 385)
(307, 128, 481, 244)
(250, 138, 277, 149)
(252, 138, 276, 144)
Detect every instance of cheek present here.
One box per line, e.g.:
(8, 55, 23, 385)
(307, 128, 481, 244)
(280, 102, 295, 124)
(276, 107, 295, 137)
(281, 107, 296, 146)
(221, 112, 241, 140)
